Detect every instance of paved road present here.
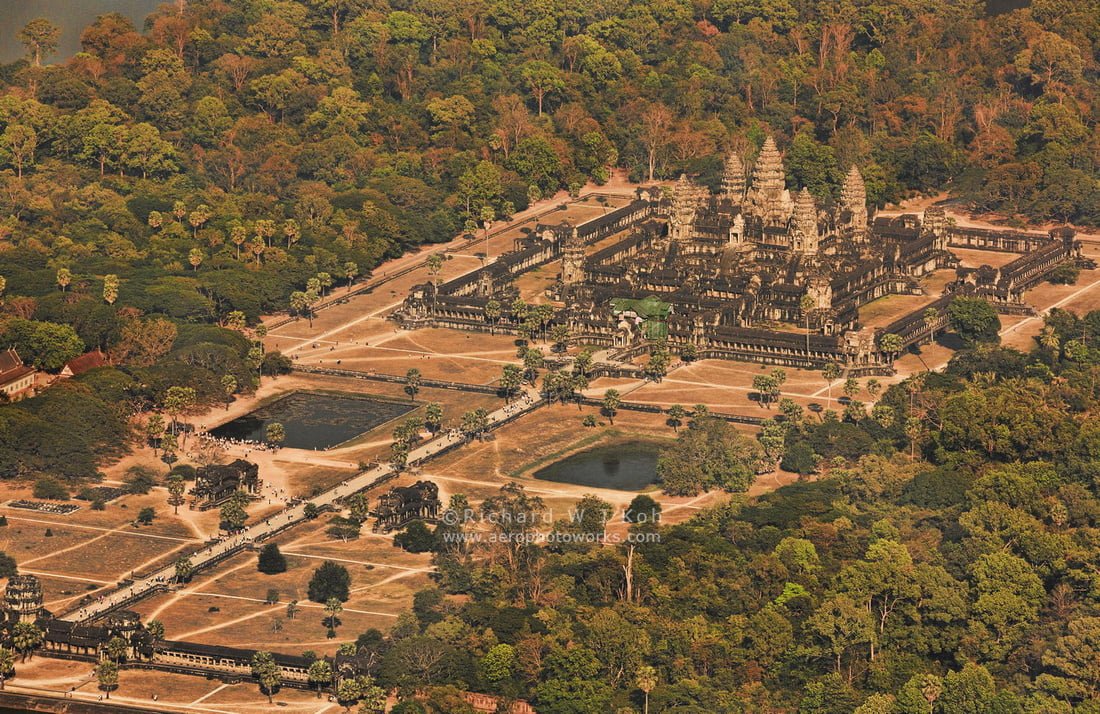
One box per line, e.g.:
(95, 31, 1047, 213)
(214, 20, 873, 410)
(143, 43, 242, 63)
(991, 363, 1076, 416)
(62, 392, 543, 623)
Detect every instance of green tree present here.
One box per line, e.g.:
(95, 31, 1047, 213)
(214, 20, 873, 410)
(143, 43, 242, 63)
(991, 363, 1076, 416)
(666, 404, 686, 431)
(807, 595, 874, 677)
(308, 560, 351, 603)
(258, 543, 288, 574)
(0, 647, 15, 690)
(102, 274, 119, 305)
(1043, 616, 1100, 699)
(95, 659, 119, 699)
(18, 19, 59, 66)
(405, 368, 422, 399)
(265, 422, 286, 448)
(0, 319, 83, 371)
(323, 597, 344, 638)
(11, 622, 42, 662)
(251, 651, 281, 703)
(307, 658, 332, 698)
(220, 491, 249, 531)
(948, 297, 1001, 345)
(424, 402, 444, 432)
(657, 417, 766, 495)
(219, 374, 237, 410)
(163, 386, 196, 435)
(599, 386, 623, 421)
(521, 60, 565, 116)
(481, 643, 516, 684)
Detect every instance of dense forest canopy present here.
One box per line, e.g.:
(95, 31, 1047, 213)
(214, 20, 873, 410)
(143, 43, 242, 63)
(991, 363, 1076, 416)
(0, 0, 1097, 332)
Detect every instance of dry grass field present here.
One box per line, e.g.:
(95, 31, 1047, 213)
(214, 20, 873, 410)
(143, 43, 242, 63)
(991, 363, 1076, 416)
(128, 513, 434, 656)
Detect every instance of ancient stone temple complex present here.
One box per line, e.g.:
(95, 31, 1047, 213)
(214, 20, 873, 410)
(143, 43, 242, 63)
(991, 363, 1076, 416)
(396, 137, 1082, 374)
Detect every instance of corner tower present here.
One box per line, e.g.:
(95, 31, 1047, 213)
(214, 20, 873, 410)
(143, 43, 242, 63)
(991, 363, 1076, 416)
(840, 165, 868, 232)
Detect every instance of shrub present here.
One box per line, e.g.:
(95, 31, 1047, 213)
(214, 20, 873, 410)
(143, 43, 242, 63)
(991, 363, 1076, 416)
(33, 478, 69, 500)
(0, 552, 17, 577)
(124, 466, 159, 494)
(394, 521, 436, 553)
(781, 441, 818, 475)
(257, 544, 288, 574)
(624, 494, 661, 524)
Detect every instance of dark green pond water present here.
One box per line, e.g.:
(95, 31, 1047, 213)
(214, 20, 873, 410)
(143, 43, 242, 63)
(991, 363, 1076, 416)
(210, 392, 415, 450)
(533, 441, 661, 491)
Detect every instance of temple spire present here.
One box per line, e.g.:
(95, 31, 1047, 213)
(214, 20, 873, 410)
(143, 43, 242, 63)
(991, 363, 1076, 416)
(840, 165, 868, 231)
(722, 152, 746, 202)
(751, 136, 786, 194)
(794, 188, 817, 239)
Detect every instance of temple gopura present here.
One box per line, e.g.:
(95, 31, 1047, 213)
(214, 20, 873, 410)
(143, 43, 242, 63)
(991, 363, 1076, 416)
(397, 137, 1081, 374)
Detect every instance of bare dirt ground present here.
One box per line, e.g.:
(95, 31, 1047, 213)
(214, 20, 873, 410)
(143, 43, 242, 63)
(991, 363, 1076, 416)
(4, 656, 332, 713)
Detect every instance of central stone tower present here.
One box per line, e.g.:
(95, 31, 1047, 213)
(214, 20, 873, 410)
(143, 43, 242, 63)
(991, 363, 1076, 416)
(746, 136, 793, 228)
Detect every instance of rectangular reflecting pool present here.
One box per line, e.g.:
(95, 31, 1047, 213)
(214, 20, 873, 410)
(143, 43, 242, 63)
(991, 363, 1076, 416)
(532, 440, 661, 491)
(210, 392, 416, 449)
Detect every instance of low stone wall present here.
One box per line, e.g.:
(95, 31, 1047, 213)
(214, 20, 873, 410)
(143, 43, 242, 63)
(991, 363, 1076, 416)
(291, 365, 503, 395)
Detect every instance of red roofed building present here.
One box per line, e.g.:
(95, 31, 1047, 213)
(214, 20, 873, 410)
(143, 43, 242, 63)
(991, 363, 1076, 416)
(0, 348, 36, 401)
(59, 349, 108, 379)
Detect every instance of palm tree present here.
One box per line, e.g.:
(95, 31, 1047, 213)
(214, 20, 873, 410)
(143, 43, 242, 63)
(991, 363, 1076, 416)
(95, 659, 119, 699)
(56, 267, 72, 292)
(800, 293, 815, 351)
(251, 651, 281, 704)
(426, 253, 444, 284)
(879, 332, 903, 362)
(145, 619, 165, 649)
(920, 674, 942, 714)
(666, 404, 685, 431)
(402, 369, 421, 401)
(1039, 325, 1061, 361)
(188, 248, 204, 271)
(923, 307, 940, 345)
(425, 402, 443, 432)
(284, 219, 300, 250)
(480, 205, 495, 262)
(188, 205, 211, 237)
(102, 274, 119, 304)
(104, 636, 129, 663)
(11, 623, 41, 663)
(343, 261, 358, 291)
(602, 389, 621, 424)
(636, 665, 657, 714)
(0, 647, 15, 689)
(264, 423, 286, 449)
(822, 361, 842, 405)
(230, 224, 248, 260)
(550, 324, 571, 353)
(484, 299, 501, 335)
(174, 556, 194, 584)
(307, 659, 332, 698)
(323, 597, 343, 639)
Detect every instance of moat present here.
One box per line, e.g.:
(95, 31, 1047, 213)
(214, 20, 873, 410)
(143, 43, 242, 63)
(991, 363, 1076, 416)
(533, 441, 661, 491)
(210, 392, 416, 449)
